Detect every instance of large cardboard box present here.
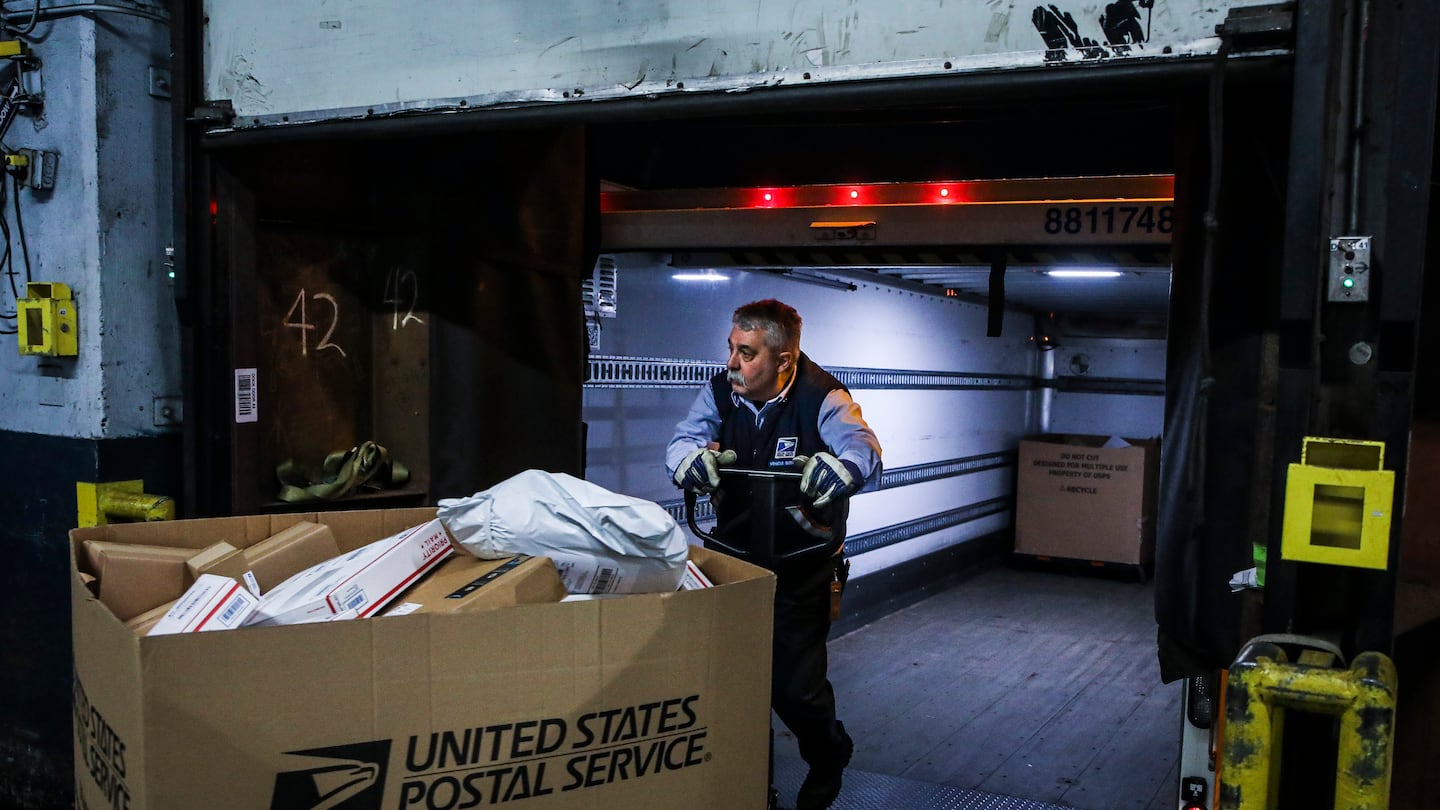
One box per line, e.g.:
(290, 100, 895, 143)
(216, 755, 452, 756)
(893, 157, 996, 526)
(70, 507, 775, 810)
(1014, 434, 1160, 565)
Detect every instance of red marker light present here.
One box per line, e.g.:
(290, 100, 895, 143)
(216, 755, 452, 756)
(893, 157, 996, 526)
(849, 190, 859, 199)
(752, 188, 789, 207)
(933, 183, 966, 203)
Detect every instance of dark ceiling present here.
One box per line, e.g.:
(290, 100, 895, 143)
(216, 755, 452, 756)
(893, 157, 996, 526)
(591, 97, 1180, 191)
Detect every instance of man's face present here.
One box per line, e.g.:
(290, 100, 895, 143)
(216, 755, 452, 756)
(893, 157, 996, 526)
(726, 326, 793, 402)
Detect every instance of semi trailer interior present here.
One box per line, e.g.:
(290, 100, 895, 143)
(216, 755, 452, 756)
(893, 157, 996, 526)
(574, 108, 1181, 808)
(586, 178, 1175, 809)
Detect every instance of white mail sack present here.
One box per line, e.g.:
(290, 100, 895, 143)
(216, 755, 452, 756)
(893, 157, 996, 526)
(438, 469, 688, 594)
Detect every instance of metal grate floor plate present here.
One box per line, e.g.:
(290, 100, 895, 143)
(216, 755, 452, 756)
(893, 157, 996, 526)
(775, 754, 1078, 810)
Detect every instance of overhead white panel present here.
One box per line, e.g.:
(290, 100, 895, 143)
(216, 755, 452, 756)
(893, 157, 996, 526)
(203, 0, 1276, 128)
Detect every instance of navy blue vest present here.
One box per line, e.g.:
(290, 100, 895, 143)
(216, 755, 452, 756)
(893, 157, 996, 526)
(709, 354, 849, 569)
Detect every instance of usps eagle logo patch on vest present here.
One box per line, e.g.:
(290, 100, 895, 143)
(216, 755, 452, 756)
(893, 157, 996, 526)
(774, 437, 798, 460)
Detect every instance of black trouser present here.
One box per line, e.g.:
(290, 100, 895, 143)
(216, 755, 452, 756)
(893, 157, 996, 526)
(771, 555, 847, 768)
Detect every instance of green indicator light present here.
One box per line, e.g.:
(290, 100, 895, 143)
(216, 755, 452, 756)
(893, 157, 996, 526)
(167, 270, 175, 279)
(1342, 277, 1355, 289)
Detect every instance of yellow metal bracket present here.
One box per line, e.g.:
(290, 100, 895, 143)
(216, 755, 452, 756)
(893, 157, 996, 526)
(1281, 437, 1394, 570)
(17, 281, 78, 356)
(1221, 638, 1396, 809)
(76, 480, 175, 527)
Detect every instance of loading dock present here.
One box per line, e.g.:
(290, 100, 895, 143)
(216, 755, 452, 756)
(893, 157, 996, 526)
(1, 2, 1436, 808)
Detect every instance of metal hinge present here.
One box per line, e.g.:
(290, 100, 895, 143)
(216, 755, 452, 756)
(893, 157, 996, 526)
(188, 99, 234, 126)
(1215, 3, 1295, 51)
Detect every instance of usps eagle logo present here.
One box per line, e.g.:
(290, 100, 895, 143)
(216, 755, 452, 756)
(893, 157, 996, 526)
(774, 437, 798, 460)
(270, 740, 391, 810)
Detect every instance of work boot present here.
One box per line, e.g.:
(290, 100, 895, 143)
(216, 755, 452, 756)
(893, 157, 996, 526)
(795, 723, 853, 810)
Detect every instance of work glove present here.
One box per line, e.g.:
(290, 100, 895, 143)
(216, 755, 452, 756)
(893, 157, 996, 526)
(799, 452, 863, 508)
(673, 448, 738, 494)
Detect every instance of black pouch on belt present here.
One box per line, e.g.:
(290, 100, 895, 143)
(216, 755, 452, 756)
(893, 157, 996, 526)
(829, 557, 850, 622)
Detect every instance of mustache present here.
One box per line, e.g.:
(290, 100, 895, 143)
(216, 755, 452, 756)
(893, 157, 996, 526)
(726, 370, 747, 386)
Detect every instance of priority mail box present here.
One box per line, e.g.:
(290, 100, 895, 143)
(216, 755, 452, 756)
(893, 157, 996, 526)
(148, 574, 260, 635)
(681, 559, 715, 590)
(248, 518, 453, 625)
(1015, 434, 1161, 566)
(70, 507, 775, 810)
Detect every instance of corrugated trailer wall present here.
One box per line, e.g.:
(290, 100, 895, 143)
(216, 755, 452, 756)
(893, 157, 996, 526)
(1047, 336, 1167, 438)
(580, 252, 1091, 611)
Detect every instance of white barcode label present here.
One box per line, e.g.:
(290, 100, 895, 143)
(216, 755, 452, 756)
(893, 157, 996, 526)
(592, 567, 619, 594)
(218, 596, 246, 626)
(242, 570, 261, 596)
(340, 586, 367, 611)
(234, 368, 258, 423)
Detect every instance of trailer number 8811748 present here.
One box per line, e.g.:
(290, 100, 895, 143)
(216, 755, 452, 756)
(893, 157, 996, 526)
(1043, 205, 1174, 236)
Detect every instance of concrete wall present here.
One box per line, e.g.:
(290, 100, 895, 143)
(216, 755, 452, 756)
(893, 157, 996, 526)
(0, 6, 172, 808)
(0, 5, 174, 440)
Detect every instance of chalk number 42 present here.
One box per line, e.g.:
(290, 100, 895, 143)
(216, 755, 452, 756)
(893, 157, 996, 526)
(283, 289, 347, 357)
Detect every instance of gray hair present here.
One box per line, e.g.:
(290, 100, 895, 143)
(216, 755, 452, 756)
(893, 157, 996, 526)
(732, 299, 802, 353)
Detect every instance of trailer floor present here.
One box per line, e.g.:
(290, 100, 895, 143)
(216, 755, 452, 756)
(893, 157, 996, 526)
(775, 754, 1074, 809)
(774, 562, 1181, 810)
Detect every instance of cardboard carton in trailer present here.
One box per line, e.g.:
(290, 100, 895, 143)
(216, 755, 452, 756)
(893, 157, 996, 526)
(1015, 434, 1161, 566)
